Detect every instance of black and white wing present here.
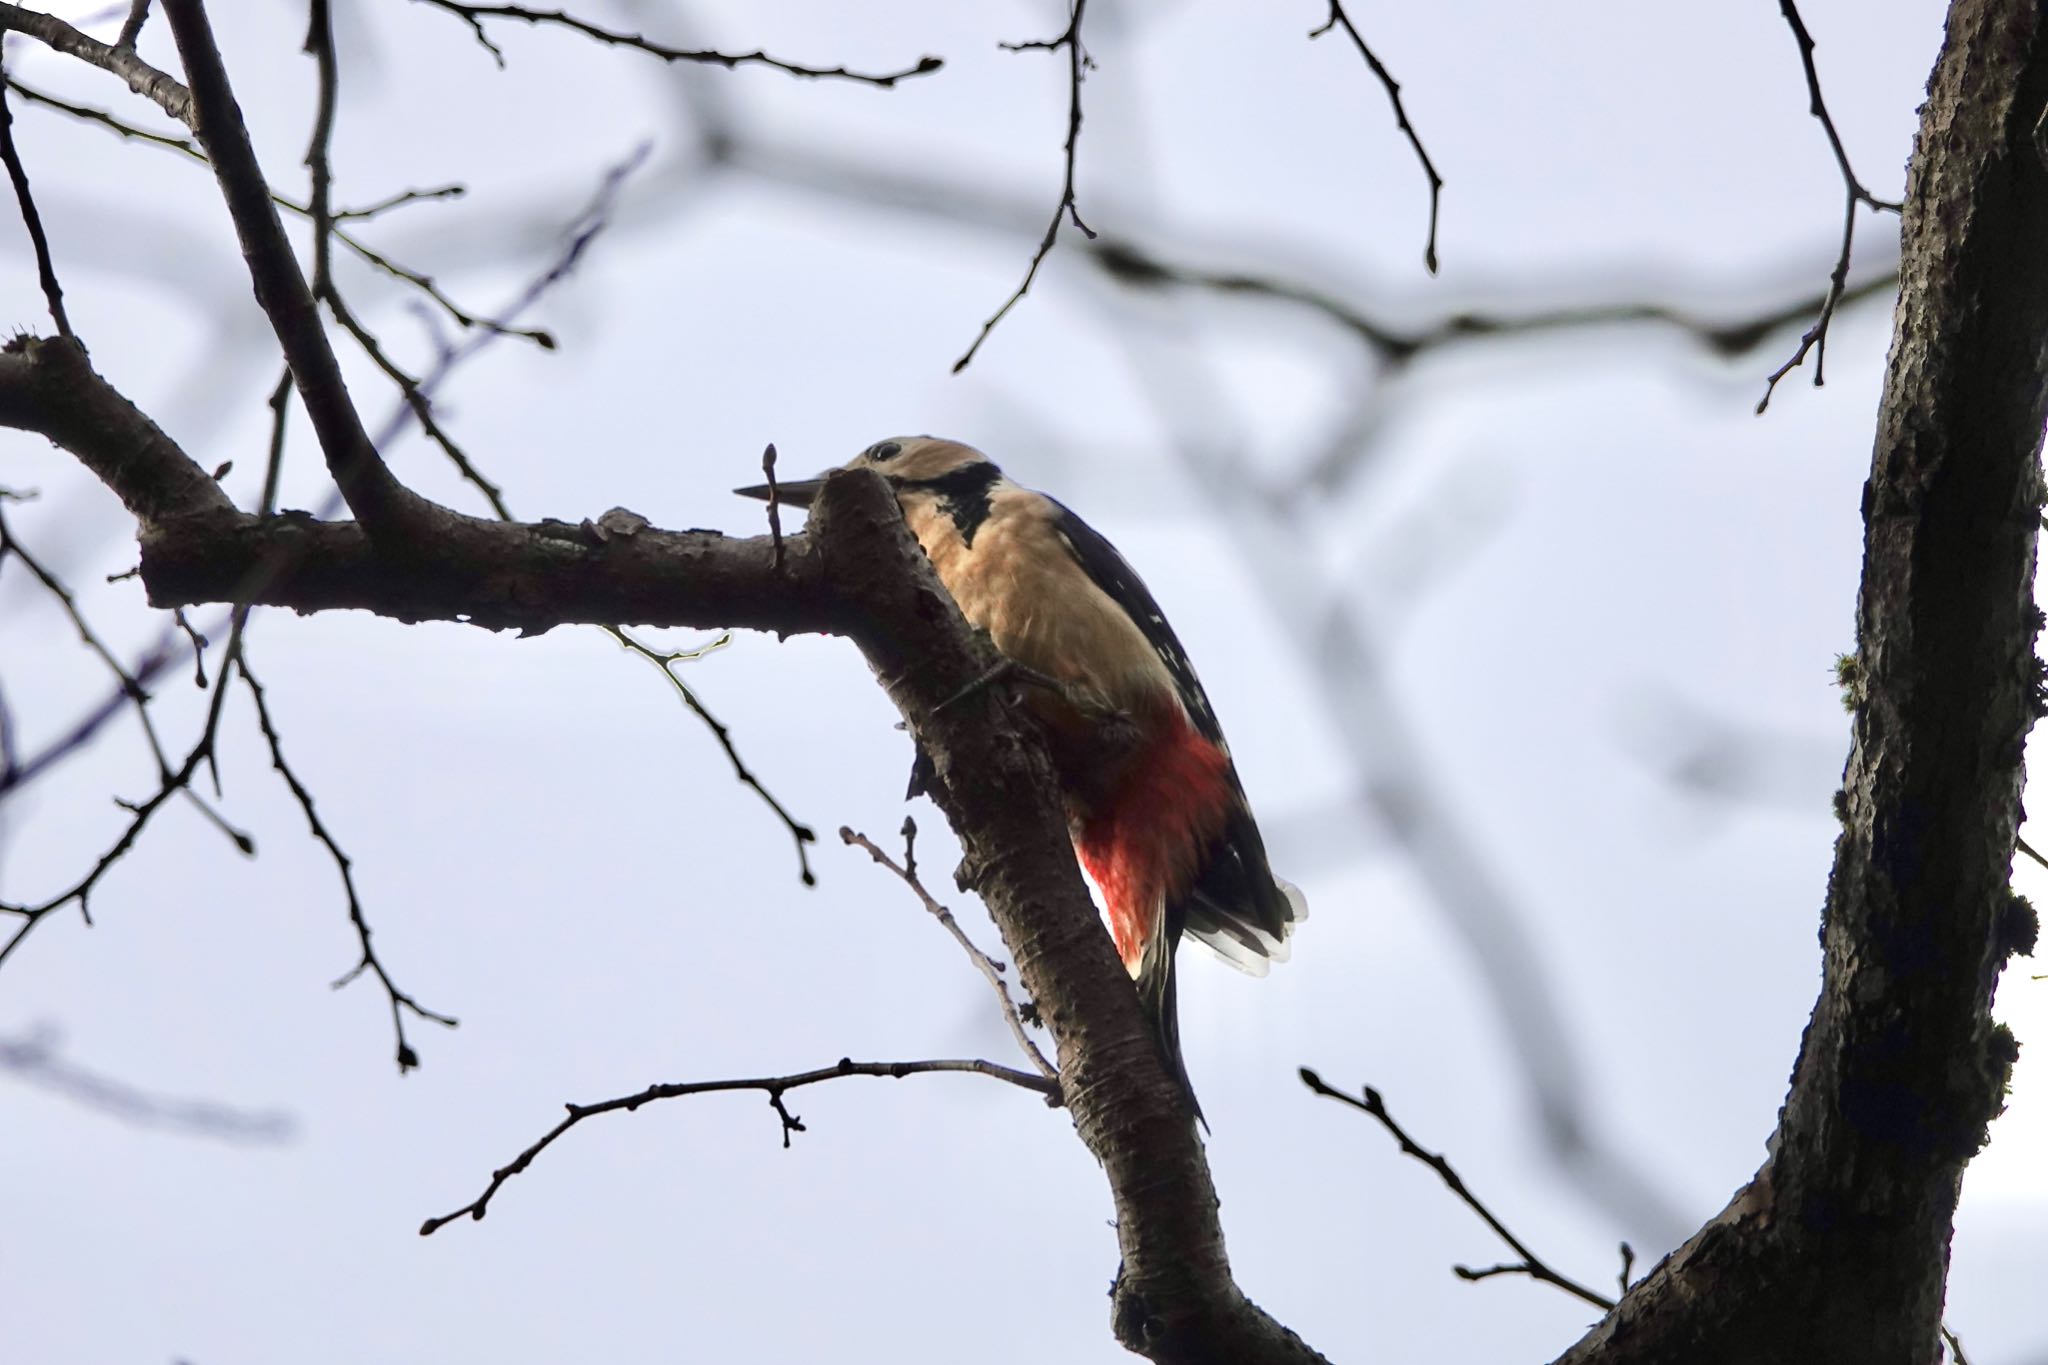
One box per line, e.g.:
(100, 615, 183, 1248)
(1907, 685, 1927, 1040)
(1048, 499, 1306, 968)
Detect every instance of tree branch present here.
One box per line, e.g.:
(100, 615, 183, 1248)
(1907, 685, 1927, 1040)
(1300, 1068, 1613, 1311)
(412, 1, 943, 86)
(1308, 0, 1443, 273)
(0, 335, 235, 526)
(1757, 0, 1905, 411)
(419, 1055, 1054, 1235)
(607, 627, 817, 885)
(0, 52, 72, 339)
(0, 1, 194, 124)
(0, 1024, 293, 1142)
(114, 0, 150, 51)
(1557, 3, 2048, 1359)
(843, 820, 1060, 1086)
(161, 0, 429, 536)
(953, 0, 1095, 372)
(238, 652, 455, 1072)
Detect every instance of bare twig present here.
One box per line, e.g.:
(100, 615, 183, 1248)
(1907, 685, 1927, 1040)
(0, 634, 177, 798)
(606, 627, 818, 885)
(953, 0, 1094, 372)
(420, 1055, 1057, 1234)
(0, 1025, 294, 1142)
(0, 52, 73, 338)
(842, 820, 1059, 1085)
(0, 739, 209, 969)
(163, 0, 426, 534)
(1091, 234, 1897, 374)
(321, 288, 514, 518)
(2017, 833, 2048, 872)
(114, 0, 150, 50)
(1300, 1067, 1617, 1311)
(293, 1, 536, 508)
(0, 1, 194, 124)
(1308, 1, 1443, 274)
(4, 68, 546, 347)
(0, 149, 641, 811)
(414, 1, 942, 86)
(1757, 0, 1903, 412)
(301, 0, 338, 294)
(259, 368, 291, 517)
(1942, 1323, 1972, 1365)
(239, 654, 456, 1072)
(731, 135, 1895, 442)
(172, 608, 207, 685)
(761, 441, 785, 574)
(0, 501, 251, 869)
(334, 182, 464, 221)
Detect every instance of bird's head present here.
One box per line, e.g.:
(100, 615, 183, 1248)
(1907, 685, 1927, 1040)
(733, 437, 995, 509)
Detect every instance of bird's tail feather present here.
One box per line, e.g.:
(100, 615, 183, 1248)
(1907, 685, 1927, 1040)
(1136, 932, 1206, 1130)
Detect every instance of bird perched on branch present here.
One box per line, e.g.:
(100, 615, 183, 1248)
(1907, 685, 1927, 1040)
(737, 437, 1304, 1119)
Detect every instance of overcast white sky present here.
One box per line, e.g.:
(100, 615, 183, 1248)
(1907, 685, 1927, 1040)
(2, 2, 2042, 1362)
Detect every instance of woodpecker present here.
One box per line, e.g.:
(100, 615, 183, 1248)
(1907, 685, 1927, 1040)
(737, 437, 1305, 1118)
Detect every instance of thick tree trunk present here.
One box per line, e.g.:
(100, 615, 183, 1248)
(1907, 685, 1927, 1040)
(7, 3, 2042, 1360)
(1558, 3, 2045, 1361)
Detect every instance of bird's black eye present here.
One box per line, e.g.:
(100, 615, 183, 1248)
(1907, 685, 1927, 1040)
(865, 441, 902, 462)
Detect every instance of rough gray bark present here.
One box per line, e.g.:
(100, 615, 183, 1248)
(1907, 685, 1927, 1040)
(0, 332, 1325, 1364)
(2, 1, 2041, 1360)
(1554, 3, 2044, 1361)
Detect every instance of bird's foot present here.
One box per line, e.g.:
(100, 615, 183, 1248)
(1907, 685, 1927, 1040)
(936, 658, 1073, 713)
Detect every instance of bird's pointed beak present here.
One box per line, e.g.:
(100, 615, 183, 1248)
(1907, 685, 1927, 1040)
(733, 476, 828, 508)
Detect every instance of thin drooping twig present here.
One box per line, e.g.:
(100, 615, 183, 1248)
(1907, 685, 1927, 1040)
(842, 820, 1059, 1086)
(734, 136, 1894, 464)
(1941, 1323, 1973, 1365)
(0, 501, 251, 860)
(1757, 0, 1903, 413)
(0, 740, 209, 969)
(0, 75, 191, 150)
(0, 147, 641, 811)
(606, 627, 818, 885)
(953, 0, 1094, 372)
(0, 633, 178, 797)
(3, 69, 544, 347)
(1300, 1067, 1617, 1311)
(414, 1, 943, 86)
(419, 1055, 1057, 1234)
(196, 373, 289, 799)
(334, 182, 464, 221)
(239, 654, 457, 1072)
(2, 151, 639, 1063)
(2016, 833, 2048, 872)
(0, 53, 73, 338)
(1308, 1, 1443, 274)
(320, 286, 514, 518)
(0, 1025, 294, 1142)
(295, 0, 512, 518)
